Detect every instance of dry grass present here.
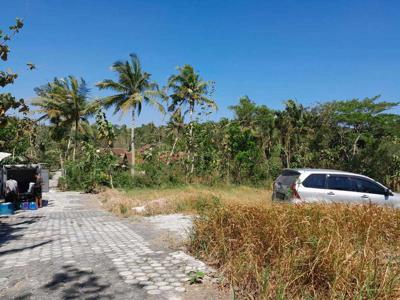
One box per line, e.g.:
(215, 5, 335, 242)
(189, 202, 400, 299)
(100, 185, 400, 298)
(99, 185, 271, 217)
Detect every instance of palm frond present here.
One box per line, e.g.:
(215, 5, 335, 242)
(96, 79, 126, 92)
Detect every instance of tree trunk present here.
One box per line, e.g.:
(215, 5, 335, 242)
(66, 135, 72, 161)
(73, 119, 78, 161)
(352, 133, 361, 157)
(131, 109, 136, 176)
(29, 131, 34, 158)
(188, 107, 195, 174)
(167, 136, 179, 165)
(109, 173, 114, 189)
(59, 152, 64, 177)
(285, 131, 291, 168)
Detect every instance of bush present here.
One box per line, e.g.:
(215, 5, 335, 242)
(111, 164, 186, 189)
(64, 143, 116, 192)
(189, 203, 400, 299)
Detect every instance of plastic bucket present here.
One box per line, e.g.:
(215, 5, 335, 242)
(28, 202, 38, 210)
(0, 202, 15, 215)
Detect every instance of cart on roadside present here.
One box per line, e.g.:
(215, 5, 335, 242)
(0, 164, 49, 210)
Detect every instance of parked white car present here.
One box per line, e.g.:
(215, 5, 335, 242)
(272, 168, 400, 207)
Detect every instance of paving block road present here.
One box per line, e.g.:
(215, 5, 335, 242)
(0, 190, 217, 300)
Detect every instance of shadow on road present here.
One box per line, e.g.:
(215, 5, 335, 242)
(0, 240, 52, 255)
(43, 264, 113, 299)
(0, 215, 44, 246)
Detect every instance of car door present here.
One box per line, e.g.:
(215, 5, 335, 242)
(299, 173, 327, 203)
(350, 176, 388, 206)
(325, 174, 358, 204)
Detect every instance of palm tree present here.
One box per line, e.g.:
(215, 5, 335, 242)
(167, 64, 216, 174)
(166, 108, 185, 165)
(33, 76, 97, 162)
(96, 53, 163, 176)
(275, 100, 306, 168)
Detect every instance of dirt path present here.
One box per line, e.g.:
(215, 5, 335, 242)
(0, 190, 226, 299)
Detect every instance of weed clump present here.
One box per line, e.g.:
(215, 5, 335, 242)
(189, 203, 400, 299)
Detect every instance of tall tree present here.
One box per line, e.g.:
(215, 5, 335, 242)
(230, 96, 278, 160)
(167, 64, 216, 174)
(275, 100, 309, 168)
(166, 108, 185, 165)
(329, 96, 399, 157)
(33, 76, 96, 162)
(1, 18, 31, 129)
(96, 53, 163, 176)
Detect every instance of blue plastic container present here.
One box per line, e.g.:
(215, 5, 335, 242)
(21, 202, 29, 210)
(28, 202, 38, 210)
(0, 202, 15, 215)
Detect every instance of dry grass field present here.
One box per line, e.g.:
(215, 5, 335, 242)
(99, 185, 272, 217)
(101, 186, 400, 299)
(190, 202, 400, 299)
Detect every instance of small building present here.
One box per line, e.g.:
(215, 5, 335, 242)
(111, 148, 132, 168)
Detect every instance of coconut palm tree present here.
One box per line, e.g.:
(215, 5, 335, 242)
(33, 76, 97, 162)
(166, 108, 185, 165)
(167, 64, 216, 174)
(96, 53, 163, 176)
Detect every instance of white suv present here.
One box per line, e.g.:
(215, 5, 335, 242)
(272, 169, 400, 207)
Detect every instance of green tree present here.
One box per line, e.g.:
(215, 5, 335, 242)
(225, 121, 264, 183)
(229, 96, 258, 128)
(33, 76, 97, 162)
(113, 124, 131, 148)
(95, 109, 115, 149)
(230, 96, 278, 161)
(167, 64, 216, 175)
(97, 53, 163, 176)
(0, 18, 25, 88)
(166, 108, 185, 165)
(0, 18, 35, 161)
(276, 100, 310, 168)
(330, 96, 399, 158)
(0, 18, 31, 129)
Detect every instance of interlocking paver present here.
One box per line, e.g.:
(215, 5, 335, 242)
(0, 190, 210, 299)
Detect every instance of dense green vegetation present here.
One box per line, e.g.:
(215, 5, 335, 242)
(125, 95, 400, 190)
(1, 19, 399, 192)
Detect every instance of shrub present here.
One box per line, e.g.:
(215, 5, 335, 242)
(189, 203, 400, 299)
(64, 143, 116, 192)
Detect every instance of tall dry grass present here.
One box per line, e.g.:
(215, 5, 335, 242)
(189, 202, 400, 299)
(100, 185, 271, 217)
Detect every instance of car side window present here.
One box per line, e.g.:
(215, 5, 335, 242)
(302, 174, 326, 189)
(326, 175, 354, 191)
(351, 177, 385, 195)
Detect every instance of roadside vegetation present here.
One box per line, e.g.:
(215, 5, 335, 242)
(2, 18, 400, 299)
(99, 185, 271, 217)
(190, 202, 400, 299)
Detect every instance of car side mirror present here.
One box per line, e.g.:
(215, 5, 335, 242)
(385, 188, 393, 197)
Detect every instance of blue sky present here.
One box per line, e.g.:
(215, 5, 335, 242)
(2, 0, 399, 125)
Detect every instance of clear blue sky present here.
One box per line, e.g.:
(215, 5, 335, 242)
(2, 0, 399, 125)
